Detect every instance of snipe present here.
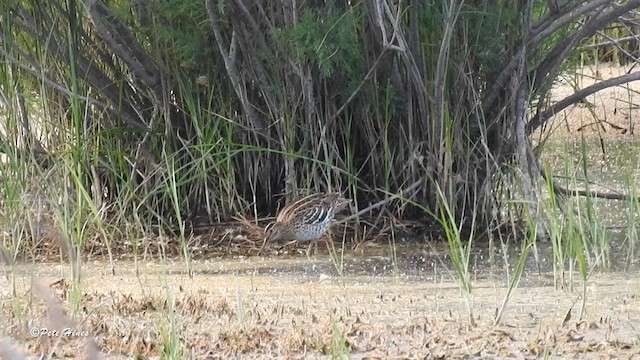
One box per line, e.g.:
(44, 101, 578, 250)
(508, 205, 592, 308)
(265, 192, 351, 246)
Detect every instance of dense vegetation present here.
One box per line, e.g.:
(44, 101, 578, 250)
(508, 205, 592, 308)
(3, 2, 640, 358)
(1, 0, 639, 259)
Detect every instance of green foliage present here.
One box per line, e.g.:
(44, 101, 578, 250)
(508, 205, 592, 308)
(284, 8, 363, 77)
(329, 317, 351, 358)
(464, 2, 520, 76)
(144, 0, 213, 68)
(0, 0, 637, 268)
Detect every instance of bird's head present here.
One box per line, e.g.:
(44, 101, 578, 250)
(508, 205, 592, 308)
(264, 222, 288, 242)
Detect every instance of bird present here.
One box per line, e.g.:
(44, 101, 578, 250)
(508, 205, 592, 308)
(264, 192, 351, 255)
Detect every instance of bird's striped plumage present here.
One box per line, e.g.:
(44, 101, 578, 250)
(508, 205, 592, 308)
(266, 192, 351, 242)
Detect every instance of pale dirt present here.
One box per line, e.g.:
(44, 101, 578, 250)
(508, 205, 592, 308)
(1, 258, 639, 359)
(538, 63, 640, 141)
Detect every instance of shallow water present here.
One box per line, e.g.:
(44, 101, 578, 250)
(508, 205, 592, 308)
(542, 139, 640, 220)
(540, 138, 640, 267)
(7, 239, 634, 289)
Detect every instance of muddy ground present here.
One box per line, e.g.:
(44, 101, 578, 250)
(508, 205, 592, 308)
(1, 256, 639, 359)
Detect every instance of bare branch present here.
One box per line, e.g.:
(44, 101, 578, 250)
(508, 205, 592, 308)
(375, 0, 428, 119)
(579, 35, 640, 51)
(205, 0, 267, 133)
(541, 168, 632, 201)
(338, 178, 425, 224)
(528, 0, 612, 49)
(326, 50, 390, 128)
(229, 0, 282, 123)
(6, 1, 149, 128)
(82, 0, 161, 93)
(533, 0, 640, 91)
(589, 32, 640, 63)
(528, 71, 640, 134)
(482, 0, 640, 115)
(0, 45, 148, 129)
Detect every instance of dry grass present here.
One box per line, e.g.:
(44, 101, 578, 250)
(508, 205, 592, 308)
(1, 260, 638, 359)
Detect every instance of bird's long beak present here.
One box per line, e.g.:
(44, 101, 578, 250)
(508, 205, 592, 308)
(337, 198, 352, 210)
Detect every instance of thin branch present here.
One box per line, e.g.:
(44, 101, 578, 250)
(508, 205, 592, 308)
(528, 0, 612, 50)
(337, 178, 424, 224)
(579, 35, 640, 50)
(376, 0, 428, 118)
(541, 169, 631, 201)
(482, 0, 640, 115)
(326, 49, 390, 128)
(528, 71, 640, 134)
(82, 0, 161, 91)
(7, 1, 149, 128)
(205, 0, 267, 133)
(589, 32, 640, 63)
(0, 46, 148, 129)
(533, 0, 640, 92)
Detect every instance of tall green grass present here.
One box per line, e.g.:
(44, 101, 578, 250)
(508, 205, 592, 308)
(494, 200, 536, 326)
(0, 1, 637, 296)
(157, 296, 183, 359)
(624, 172, 639, 265)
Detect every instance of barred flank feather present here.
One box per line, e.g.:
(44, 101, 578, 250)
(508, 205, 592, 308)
(266, 193, 351, 242)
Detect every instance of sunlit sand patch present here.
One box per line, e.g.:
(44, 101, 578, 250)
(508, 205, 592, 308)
(538, 63, 640, 140)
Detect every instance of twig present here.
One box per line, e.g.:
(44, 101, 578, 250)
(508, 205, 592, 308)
(82, 0, 161, 91)
(325, 49, 389, 129)
(483, 0, 640, 115)
(205, 0, 267, 133)
(532, 0, 640, 93)
(528, 70, 640, 134)
(541, 169, 631, 201)
(337, 178, 424, 224)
